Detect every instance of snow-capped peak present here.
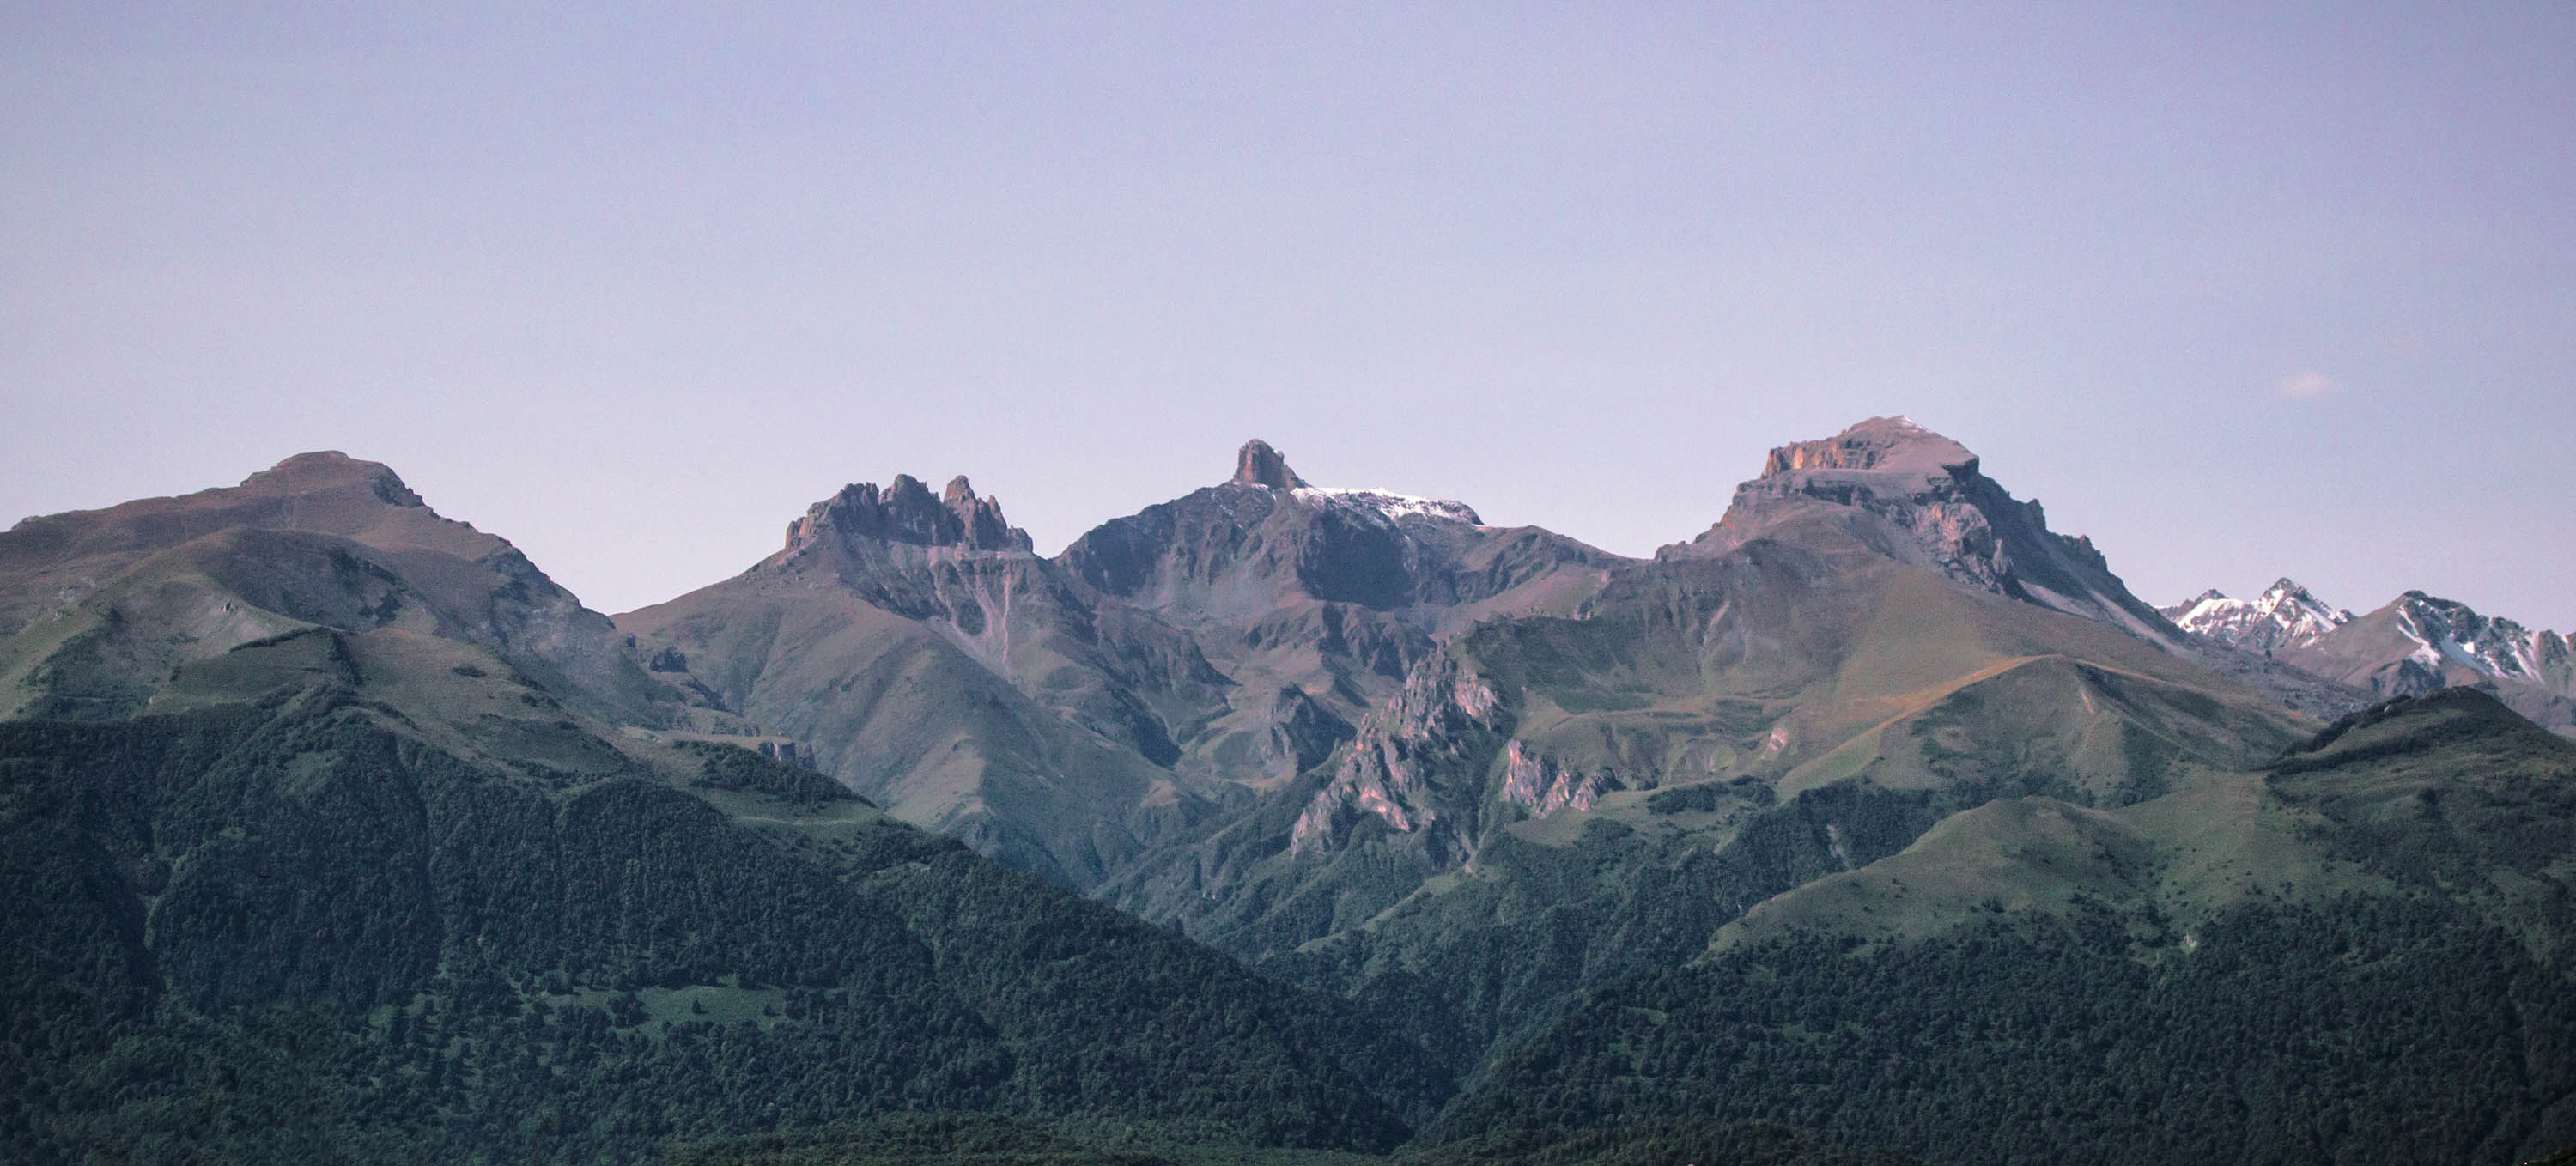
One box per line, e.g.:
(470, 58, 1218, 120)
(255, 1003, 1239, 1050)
(2160, 577, 2351, 653)
(1291, 486, 1483, 526)
(2393, 592, 2549, 681)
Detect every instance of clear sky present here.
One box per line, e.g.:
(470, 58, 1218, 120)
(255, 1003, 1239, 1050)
(4, 3, 2571, 626)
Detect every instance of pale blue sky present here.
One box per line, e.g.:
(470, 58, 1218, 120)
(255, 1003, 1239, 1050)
(4, 3, 2571, 627)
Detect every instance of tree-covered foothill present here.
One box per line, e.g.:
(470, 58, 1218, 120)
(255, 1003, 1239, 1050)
(1418, 693, 2576, 1165)
(1433, 894, 2576, 1165)
(0, 687, 1440, 1163)
(1257, 760, 2107, 1078)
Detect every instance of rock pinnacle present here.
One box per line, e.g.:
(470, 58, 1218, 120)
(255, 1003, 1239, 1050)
(1232, 440, 1308, 489)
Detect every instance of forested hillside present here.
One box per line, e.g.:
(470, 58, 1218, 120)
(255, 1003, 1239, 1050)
(1429, 690, 2576, 1164)
(0, 686, 1442, 1163)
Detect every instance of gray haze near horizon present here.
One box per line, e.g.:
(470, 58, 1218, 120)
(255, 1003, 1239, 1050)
(5, 4, 2572, 629)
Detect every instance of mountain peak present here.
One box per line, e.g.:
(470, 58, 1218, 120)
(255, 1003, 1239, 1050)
(240, 450, 426, 509)
(1757, 416, 1978, 480)
(2396, 590, 2531, 642)
(785, 473, 1033, 556)
(2162, 575, 2352, 654)
(3, 448, 477, 581)
(1666, 416, 2185, 647)
(1233, 440, 1308, 489)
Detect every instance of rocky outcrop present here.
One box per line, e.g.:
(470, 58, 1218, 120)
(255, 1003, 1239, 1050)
(1291, 652, 1509, 862)
(1498, 739, 1622, 817)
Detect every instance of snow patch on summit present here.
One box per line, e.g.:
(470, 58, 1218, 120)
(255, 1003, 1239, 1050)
(1292, 486, 1483, 525)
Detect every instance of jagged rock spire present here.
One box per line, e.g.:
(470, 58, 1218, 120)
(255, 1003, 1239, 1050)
(1232, 440, 1307, 489)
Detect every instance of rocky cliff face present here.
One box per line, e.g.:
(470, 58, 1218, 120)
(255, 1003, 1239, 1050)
(1234, 439, 1309, 489)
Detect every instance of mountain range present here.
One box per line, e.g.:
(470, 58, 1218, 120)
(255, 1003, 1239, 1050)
(2164, 578, 2575, 734)
(5, 417, 2572, 1165)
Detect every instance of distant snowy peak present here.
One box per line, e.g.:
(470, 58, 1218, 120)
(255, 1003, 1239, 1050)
(2390, 591, 2561, 684)
(1291, 486, 1483, 526)
(2160, 578, 2352, 653)
(2172, 580, 2574, 716)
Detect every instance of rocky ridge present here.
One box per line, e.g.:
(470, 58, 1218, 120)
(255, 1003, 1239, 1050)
(784, 474, 1032, 557)
(623, 439, 1620, 887)
(1290, 652, 1509, 863)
